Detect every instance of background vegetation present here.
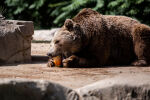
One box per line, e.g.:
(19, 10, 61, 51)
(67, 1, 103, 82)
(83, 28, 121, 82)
(1, 0, 150, 29)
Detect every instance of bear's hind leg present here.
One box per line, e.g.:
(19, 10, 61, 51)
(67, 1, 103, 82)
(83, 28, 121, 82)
(132, 24, 150, 66)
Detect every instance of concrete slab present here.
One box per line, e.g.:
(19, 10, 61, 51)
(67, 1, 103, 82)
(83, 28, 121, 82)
(33, 29, 59, 42)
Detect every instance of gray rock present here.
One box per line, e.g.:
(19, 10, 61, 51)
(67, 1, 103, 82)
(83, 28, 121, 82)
(0, 74, 150, 100)
(0, 20, 34, 65)
(76, 73, 150, 100)
(0, 78, 79, 100)
(33, 28, 60, 42)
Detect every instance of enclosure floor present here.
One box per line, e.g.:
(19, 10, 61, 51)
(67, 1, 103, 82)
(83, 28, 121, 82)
(0, 43, 150, 89)
(31, 43, 50, 56)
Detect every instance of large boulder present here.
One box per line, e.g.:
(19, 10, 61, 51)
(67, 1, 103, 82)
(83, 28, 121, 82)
(0, 78, 79, 100)
(76, 73, 150, 100)
(0, 20, 34, 65)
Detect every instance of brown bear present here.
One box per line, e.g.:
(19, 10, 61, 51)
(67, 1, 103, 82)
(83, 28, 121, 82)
(47, 8, 150, 67)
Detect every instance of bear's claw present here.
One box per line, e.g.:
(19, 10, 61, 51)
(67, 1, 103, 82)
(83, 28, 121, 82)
(62, 55, 79, 68)
(131, 60, 147, 66)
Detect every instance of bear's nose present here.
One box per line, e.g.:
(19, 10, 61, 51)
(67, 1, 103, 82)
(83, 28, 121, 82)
(47, 53, 52, 57)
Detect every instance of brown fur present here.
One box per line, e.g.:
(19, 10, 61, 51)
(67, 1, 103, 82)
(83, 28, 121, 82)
(47, 8, 150, 67)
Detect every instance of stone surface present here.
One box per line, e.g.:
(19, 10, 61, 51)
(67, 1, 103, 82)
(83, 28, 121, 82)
(0, 74, 150, 100)
(0, 20, 34, 65)
(33, 28, 60, 42)
(1, 43, 150, 89)
(0, 78, 79, 100)
(0, 42, 150, 100)
(77, 73, 150, 100)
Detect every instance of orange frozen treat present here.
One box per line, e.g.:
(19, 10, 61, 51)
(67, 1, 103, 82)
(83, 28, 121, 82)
(53, 56, 62, 67)
(47, 56, 62, 67)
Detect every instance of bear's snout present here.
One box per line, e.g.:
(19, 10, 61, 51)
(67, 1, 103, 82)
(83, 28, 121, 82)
(47, 52, 52, 57)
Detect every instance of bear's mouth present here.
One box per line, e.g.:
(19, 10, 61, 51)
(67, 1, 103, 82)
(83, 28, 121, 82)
(63, 51, 72, 58)
(47, 52, 61, 58)
(47, 53, 67, 60)
(47, 51, 73, 60)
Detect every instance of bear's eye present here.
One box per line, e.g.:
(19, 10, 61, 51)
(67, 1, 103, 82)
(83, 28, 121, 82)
(54, 40, 60, 44)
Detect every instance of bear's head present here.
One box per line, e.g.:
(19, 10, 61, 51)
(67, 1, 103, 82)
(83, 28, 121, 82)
(47, 19, 84, 58)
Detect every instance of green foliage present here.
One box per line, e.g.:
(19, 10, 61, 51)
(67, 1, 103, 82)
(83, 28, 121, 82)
(106, 0, 150, 25)
(50, 0, 103, 26)
(3, 0, 50, 29)
(2, 0, 150, 29)
(51, 0, 150, 26)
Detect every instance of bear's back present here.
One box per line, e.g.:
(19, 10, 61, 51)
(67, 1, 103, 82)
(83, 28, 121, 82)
(103, 15, 139, 34)
(103, 15, 140, 65)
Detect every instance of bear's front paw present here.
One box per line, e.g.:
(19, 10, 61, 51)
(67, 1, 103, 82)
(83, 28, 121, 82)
(62, 55, 79, 68)
(131, 60, 147, 66)
(47, 60, 55, 67)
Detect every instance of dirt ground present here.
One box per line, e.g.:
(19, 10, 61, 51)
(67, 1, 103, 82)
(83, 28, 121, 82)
(31, 43, 50, 56)
(0, 43, 150, 89)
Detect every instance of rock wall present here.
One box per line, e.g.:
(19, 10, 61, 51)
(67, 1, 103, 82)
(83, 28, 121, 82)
(0, 20, 34, 65)
(0, 74, 150, 100)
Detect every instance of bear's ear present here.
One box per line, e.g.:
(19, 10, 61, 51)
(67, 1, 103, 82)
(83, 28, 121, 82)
(73, 23, 82, 36)
(64, 19, 74, 31)
(73, 23, 80, 31)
